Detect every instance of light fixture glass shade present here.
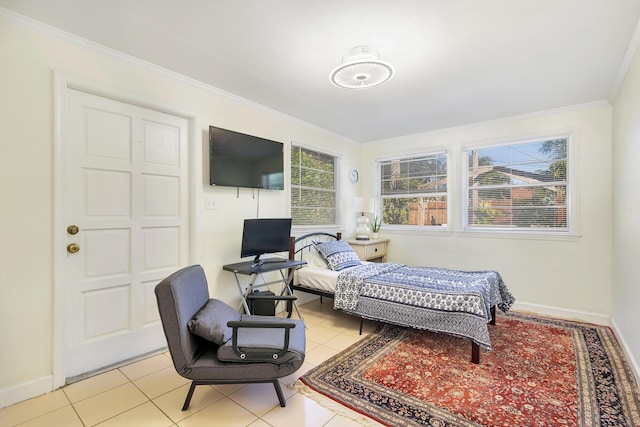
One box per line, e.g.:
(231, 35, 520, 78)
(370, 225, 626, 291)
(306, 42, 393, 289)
(330, 46, 394, 89)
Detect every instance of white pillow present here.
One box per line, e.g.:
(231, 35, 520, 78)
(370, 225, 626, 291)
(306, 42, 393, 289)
(302, 248, 329, 269)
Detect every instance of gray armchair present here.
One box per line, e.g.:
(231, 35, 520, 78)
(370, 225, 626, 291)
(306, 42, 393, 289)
(154, 265, 305, 410)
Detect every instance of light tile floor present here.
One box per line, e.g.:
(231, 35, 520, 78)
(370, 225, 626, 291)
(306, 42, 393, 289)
(1, 300, 385, 427)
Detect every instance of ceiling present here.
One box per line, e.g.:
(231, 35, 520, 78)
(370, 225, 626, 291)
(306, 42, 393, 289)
(2, 0, 640, 142)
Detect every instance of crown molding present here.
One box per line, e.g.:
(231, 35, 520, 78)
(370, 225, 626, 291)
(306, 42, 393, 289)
(0, 7, 358, 146)
(610, 16, 640, 101)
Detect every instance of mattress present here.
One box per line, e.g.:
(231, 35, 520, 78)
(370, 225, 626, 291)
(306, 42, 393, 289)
(295, 266, 341, 293)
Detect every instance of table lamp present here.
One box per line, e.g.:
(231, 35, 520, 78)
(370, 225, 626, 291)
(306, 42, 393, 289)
(353, 197, 375, 240)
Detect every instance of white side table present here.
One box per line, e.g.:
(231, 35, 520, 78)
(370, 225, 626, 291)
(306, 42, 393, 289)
(344, 238, 390, 262)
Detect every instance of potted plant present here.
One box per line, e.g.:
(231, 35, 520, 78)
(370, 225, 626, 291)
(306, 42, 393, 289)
(371, 215, 382, 238)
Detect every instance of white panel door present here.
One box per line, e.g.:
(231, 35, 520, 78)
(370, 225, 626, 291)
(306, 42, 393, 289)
(64, 89, 189, 378)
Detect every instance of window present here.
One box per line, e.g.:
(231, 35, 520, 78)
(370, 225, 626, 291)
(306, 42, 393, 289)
(291, 146, 337, 226)
(378, 152, 448, 228)
(464, 137, 569, 232)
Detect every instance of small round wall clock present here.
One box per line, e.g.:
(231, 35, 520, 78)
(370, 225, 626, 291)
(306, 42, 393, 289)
(350, 169, 359, 183)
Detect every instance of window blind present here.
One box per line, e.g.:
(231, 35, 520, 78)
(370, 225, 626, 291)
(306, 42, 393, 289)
(291, 146, 336, 225)
(464, 138, 568, 231)
(378, 152, 448, 227)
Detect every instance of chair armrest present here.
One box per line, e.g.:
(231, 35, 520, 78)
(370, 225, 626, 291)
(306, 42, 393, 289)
(227, 320, 296, 329)
(227, 320, 297, 360)
(245, 294, 297, 301)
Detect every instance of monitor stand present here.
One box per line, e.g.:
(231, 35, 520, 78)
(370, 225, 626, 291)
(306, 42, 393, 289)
(250, 255, 287, 269)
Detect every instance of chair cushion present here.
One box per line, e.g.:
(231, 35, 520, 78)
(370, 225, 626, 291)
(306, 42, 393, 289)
(187, 299, 242, 345)
(217, 315, 305, 364)
(314, 240, 361, 271)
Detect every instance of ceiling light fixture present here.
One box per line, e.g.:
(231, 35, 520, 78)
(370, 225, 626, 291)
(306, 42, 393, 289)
(330, 46, 394, 89)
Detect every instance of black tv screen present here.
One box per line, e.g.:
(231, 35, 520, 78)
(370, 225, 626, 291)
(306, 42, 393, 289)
(209, 126, 284, 190)
(241, 218, 292, 263)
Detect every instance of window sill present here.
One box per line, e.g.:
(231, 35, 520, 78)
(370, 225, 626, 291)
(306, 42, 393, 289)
(373, 226, 581, 242)
(291, 224, 344, 233)
(455, 229, 581, 242)
(381, 225, 454, 237)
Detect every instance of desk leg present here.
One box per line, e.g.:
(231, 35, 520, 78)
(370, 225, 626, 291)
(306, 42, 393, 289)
(280, 269, 303, 321)
(233, 272, 257, 314)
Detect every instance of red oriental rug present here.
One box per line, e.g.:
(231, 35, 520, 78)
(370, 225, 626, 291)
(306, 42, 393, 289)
(297, 311, 640, 426)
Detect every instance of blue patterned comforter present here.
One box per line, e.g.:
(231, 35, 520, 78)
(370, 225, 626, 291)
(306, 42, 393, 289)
(333, 263, 515, 350)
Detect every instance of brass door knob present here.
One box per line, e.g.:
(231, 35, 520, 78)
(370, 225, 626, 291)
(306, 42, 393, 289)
(67, 243, 80, 254)
(67, 225, 79, 235)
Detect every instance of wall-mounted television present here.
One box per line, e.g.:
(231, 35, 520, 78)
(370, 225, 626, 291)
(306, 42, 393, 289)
(241, 218, 292, 264)
(209, 125, 284, 190)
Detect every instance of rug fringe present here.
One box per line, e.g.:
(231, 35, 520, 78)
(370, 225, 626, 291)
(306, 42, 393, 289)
(289, 379, 384, 426)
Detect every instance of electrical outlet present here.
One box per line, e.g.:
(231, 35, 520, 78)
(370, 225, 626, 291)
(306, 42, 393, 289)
(205, 197, 216, 210)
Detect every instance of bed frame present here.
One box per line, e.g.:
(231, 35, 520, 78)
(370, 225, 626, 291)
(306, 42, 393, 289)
(287, 232, 496, 364)
(287, 232, 341, 301)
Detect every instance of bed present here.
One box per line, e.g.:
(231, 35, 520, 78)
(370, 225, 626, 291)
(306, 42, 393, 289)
(287, 232, 515, 364)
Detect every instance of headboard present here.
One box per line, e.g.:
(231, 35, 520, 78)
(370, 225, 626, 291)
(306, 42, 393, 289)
(288, 232, 342, 261)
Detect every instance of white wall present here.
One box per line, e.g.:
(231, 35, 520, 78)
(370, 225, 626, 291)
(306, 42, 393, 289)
(360, 104, 614, 319)
(612, 42, 640, 380)
(0, 16, 360, 406)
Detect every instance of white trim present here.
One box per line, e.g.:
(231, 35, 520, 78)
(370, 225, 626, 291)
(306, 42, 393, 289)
(369, 101, 610, 145)
(611, 317, 640, 386)
(511, 301, 611, 326)
(52, 70, 200, 390)
(291, 140, 343, 159)
(610, 15, 640, 101)
(0, 376, 53, 409)
(0, 7, 358, 147)
(381, 226, 453, 236)
(459, 132, 572, 152)
(375, 147, 448, 163)
(52, 71, 66, 390)
(455, 229, 581, 242)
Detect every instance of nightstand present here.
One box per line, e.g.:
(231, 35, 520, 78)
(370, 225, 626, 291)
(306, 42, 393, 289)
(345, 238, 390, 262)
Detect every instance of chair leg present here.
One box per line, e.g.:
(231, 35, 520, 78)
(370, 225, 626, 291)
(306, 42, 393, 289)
(272, 380, 286, 407)
(182, 381, 198, 411)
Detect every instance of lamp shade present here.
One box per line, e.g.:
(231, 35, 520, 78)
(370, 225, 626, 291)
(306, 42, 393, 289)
(353, 197, 374, 213)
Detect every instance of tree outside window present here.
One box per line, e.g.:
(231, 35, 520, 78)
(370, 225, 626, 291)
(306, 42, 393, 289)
(291, 146, 337, 226)
(465, 137, 569, 231)
(378, 153, 448, 228)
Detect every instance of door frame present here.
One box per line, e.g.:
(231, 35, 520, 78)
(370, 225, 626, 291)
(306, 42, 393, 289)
(52, 70, 201, 388)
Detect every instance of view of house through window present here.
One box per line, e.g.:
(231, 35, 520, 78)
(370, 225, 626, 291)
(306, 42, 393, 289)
(291, 145, 337, 225)
(378, 152, 448, 228)
(464, 137, 568, 231)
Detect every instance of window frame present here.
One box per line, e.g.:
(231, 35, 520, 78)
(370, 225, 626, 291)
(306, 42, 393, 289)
(461, 134, 578, 238)
(290, 143, 340, 229)
(375, 150, 451, 232)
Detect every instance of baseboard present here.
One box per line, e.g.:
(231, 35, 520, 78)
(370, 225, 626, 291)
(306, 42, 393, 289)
(510, 301, 611, 326)
(0, 375, 53, 409)
(610, 317, 640, 386)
